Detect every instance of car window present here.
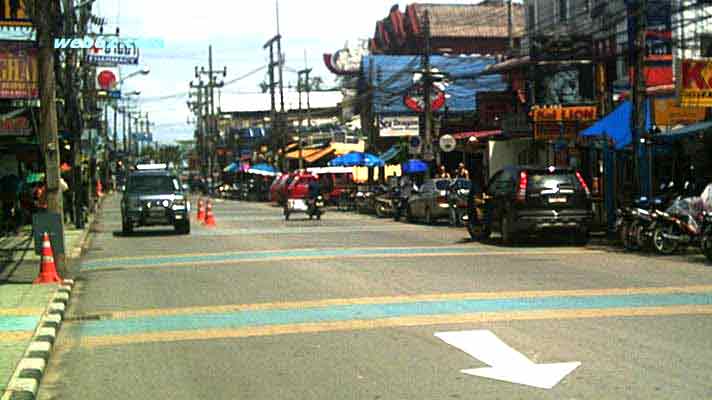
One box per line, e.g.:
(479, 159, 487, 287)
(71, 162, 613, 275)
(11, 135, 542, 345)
(450, 179, 471, 190)
(435, 180, 450, 191)
(527, 172, 577, 192)
(128, 175, 177, 193)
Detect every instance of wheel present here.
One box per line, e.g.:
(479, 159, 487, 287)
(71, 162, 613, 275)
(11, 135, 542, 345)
(175, 221, 190, 235)
(424, 208, 433, 225)
(467, 221, 491, 241)
(316, 212, 321, 221)
(406, 205, 414, 222)
(122, 219, 133, 235)
(375, 204, 384, 218)
(620, 221, 638, 251)
(652, 224, 679, 255)
(285, 212, 290, 221)
(501, 214, 516, 245)
(702, 227, 712, 262)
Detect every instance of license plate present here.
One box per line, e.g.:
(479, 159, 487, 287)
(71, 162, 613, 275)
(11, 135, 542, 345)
(548, 196, 567, 204)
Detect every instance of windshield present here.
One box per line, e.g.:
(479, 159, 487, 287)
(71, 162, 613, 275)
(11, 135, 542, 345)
(128, 175, 179, 193)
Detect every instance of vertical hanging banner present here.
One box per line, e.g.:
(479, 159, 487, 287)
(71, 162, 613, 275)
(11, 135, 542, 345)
(0, 0, 35, 41)
(0, 43, 38, 98)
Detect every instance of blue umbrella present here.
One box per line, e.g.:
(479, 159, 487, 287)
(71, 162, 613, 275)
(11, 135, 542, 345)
(250, 163, 278, 173)
(329, 152, 385, 167)
(402, 159, 428, 174)
(223, 162, 239, 173)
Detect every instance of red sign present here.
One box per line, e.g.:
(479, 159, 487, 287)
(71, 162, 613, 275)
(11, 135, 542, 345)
(0, 45, 38, 99)
(679, 59, 712, 107)
(0, 116, 31, 136)
(403, 83, 446, 113)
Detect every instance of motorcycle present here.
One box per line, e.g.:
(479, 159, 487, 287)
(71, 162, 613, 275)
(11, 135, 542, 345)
(652, 184, 712, 255)
(306, 195, 324, 220)
(702, 217, 712, 262)
(617, 181, 682, 251)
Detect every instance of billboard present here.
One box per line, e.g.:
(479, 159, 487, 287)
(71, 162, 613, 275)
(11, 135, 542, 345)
(678, 59, 712, 107)
(0, 44, 37, 99)
(378, 116, 419, 137)
(531, 105, 597, 141)
(653, 97, 706, 126)
(0, 0, 31, 27)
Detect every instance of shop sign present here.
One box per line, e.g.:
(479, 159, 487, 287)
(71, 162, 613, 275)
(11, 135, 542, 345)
(0, 115, 30, 136)
(403, 83, 446, 113)
(679, 59, 712, 107)
(0, 45, 38, 99)
(531, 105, 597, 141)
(476, 91, 513, 128)
(86, 40, 140, 66)
(378, 116, 419, 137)
(653, 97, 706, 126)
(95, 66, 121, 98)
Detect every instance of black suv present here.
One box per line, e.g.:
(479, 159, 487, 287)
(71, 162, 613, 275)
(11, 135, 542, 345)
(121, 170, 191, 235)
(468, 166, 593, 244)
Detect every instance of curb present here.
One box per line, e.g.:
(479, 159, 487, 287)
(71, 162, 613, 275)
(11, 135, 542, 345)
(1, 279, 75, 400)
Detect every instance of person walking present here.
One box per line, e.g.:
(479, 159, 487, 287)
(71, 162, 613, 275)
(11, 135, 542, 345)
(436, 165, 451, 179)
(455, 163, 470, 180)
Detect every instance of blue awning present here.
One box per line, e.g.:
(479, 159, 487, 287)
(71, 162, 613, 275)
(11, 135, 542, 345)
(579, 100, 651, 150)
(402, 159, 428, 174)
(379, 146, 401, 164)
(329, 152, 385, 167)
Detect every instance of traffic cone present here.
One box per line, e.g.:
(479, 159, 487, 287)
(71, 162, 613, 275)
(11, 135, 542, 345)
(204, 200, 216, 227)
(96, 180, 103, 198)
(34, 232, 61, 284)
(196, 198, 205, 221)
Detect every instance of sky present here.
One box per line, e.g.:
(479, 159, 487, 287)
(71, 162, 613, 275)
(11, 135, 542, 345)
(94, 0, 482, 144)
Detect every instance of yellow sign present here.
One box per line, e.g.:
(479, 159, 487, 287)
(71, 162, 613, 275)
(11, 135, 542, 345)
(531, 105, 597, 122)
(679, 59, 712, 107)
(654, 98, 706, 126)
(0, 45, 38, 99)
(0, 0, 31, 27)
(531, 105, 597, 141)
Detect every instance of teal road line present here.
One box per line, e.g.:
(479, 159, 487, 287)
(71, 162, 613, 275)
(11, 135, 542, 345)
(0, 316, 41, 332)
(80, 246, 487, 270)
(76, 292, 712, 337)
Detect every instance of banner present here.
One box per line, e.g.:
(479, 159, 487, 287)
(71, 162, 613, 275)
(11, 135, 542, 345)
(531, 105, 597, 141)
(679, 59, 712, 107)
(653, 98, 706, 126)
(0, 115, 30, 136)
(378, 116, 419, 137)
(0, 44, 37, 99)
(86, 41, 140, 65)
(0, 0, 31, 27)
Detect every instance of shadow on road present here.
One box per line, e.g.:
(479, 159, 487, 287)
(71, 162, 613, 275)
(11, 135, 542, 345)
(112, 230, 179, 238)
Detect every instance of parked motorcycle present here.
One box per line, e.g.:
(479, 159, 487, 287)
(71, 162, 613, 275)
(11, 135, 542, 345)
(307, 195, 324, 220)
(617, 181, 683, 251)
(652, 183, 712, 255)
(702, 220, 712, 262)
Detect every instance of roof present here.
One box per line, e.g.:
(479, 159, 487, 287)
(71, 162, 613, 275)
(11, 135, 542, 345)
(409, 3, 525, 39)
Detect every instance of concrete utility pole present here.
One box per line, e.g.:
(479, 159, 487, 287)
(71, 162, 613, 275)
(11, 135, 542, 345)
(30, 0, 63, 219)
(422, 10, 434, 178)
(197, 46, 226, 179)
(631, 0, 648, 197)
(297, 68, 311, 170)
(189, 80, 209, 177)
(264, 35, 284, 169)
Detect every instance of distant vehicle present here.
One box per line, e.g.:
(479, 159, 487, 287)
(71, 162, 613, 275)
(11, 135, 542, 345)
(406, 179, 452, 224)
(269, 174, 290, 204)
(286, 173, 319, 199)
(470, 166, 593, 245)
(355, 183, 387, 215)
(121, 170, 191, 235)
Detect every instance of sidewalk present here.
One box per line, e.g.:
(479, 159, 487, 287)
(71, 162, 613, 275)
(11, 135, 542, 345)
(0, 202, 100, 396)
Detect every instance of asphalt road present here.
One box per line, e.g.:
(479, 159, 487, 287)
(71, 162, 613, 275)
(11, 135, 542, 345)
(38, 194, 712, 399)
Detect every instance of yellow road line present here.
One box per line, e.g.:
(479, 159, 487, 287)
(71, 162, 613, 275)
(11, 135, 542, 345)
(0, 308, 45, 317)
(0, 332, 33, 342)
(81, 304, 712, 348)
(85, 245, 598, 264)
(105, 285, 712, 319)
(87, 249, 605, 271)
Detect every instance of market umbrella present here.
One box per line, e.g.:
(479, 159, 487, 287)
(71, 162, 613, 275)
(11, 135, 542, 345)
(402, 159, 428, 174)
(329, 152, 384, 167)
(223, 162, 239, 173)
(248, 163, 279, 176)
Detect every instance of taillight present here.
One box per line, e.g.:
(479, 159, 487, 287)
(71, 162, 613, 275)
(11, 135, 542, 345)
(516, 171, 527, 203)
(576, 171, 591, 197)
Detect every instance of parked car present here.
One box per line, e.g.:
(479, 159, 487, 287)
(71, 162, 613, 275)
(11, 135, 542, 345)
(406, 179, 452, 224)
(473, 165, 593, 245)
(447, 179, 471, 226)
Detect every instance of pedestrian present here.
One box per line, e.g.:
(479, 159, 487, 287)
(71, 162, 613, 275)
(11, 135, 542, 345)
(436, 165, 451, 179)
(455, 163, 470, 180)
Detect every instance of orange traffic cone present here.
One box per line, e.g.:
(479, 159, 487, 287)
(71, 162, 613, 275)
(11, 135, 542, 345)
(204, 200, 216, 227)
(197, 198, 205, 222)
(96, 180, 103, 198)
(34, 232, 61, 284)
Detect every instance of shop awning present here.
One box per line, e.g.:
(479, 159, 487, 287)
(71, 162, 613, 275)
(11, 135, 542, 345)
(304, 146, 336, 163)
(285, 147, 321, 160)
(453, 130, 502, 140)
(579, 100, 651, 150)
(379, 145, 401, 164)
(657, 120, 712, 143)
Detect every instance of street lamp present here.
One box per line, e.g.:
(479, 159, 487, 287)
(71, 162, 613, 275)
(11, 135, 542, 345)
(120, 66, 151, 85)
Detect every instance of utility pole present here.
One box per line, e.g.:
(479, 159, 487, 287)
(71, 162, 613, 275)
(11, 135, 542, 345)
(297, 68, 311, 170)
(197, 46, 226, 180)
(508, 0, 514, 55)
(264, 35, 282, 169)
(30, 0, 63, 218)
(189, 80, 209, 177)
(422, 10, 434, 177)
(631, 0, 648, 197)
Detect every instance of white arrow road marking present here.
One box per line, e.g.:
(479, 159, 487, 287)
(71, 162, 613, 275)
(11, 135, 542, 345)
(435, 330, 580, 389)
